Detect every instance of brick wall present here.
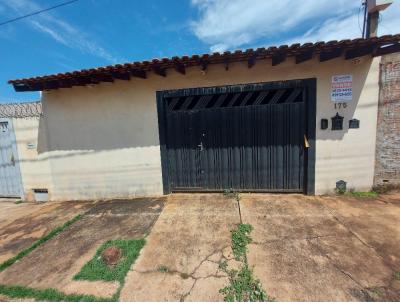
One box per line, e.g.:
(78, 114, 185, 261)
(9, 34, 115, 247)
(374, 53, 400, 185)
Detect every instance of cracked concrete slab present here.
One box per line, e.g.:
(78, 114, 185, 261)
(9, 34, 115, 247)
(241, 193, 400, 302)
(0, 200, 95, 263)
(120, 194, 239, 302)
(0, 198, 165, 299)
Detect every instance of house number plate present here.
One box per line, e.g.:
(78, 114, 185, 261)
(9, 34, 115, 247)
(334, 102, 347, 109)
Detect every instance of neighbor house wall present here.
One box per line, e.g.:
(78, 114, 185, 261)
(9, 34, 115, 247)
(12, 117, 52, 201)
(40, 56, 380, 200)
(374, 53, 400, 185)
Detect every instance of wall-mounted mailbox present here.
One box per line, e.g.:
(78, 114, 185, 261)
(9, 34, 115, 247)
(331, 112, 344, 130)
(321, 119, 328, 130)
(336, 180, 347, 192)
(349, 119, 360, 129)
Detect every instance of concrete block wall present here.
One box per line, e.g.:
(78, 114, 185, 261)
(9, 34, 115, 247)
(374, 53, 400, 185)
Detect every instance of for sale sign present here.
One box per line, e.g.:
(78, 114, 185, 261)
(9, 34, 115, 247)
(331, 74, 353, 102)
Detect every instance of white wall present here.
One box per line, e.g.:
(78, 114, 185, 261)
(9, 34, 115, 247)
(39, 55, 380, 199)
(12, 117, 52, 200)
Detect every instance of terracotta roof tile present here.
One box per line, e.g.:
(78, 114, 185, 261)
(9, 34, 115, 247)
(8, 35, 400, 92)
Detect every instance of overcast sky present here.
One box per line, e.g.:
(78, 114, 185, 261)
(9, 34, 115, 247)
(0, 0, 399, 102)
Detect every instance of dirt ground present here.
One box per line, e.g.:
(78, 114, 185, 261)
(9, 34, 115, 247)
(0, 193, 399, 302)
(0, 198, 165, 299)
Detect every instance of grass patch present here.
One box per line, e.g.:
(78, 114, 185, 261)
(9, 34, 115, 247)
(14, 200, 24, 204)
(394, 271, 400, 281)
(0, 214, 82, 272)
(347, 191, 378, 198)
(220, 224, 274, 302)
(0, 284, 112, 302)
(74, 239, 145, 283)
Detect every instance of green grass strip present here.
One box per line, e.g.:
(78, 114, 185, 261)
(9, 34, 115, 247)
(0, 214, 82, 272)
(0, 284, 112, 302)
(74, 239, 145, 283)
(348, 191, 379, 198)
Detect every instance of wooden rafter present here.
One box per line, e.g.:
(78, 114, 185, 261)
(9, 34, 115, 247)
(345, 44, 375, 60)
(153, 67, 167, 77)
(272, 52, 286, 66)
(319, 48, 342, 62)
(131, 69, 146, 79)
(295, 51, 313, 64)
(174, 63, 186, 75)
(373, 43, 400, 57)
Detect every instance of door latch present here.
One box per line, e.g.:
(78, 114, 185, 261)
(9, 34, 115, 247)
(198, 142, 204, 151)
(304, 135, 310, 148)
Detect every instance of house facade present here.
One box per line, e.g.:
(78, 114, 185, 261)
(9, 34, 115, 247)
(7, 35, 400, 201)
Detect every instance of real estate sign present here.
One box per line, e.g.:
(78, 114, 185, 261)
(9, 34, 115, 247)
(331, 74, 353, 102)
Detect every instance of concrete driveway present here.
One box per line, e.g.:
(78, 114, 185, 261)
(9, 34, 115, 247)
(0, 198, 165, 299)
(242, 193, 400, 302)
(0, 199, 95, 263)
(120, 193, 400, 302)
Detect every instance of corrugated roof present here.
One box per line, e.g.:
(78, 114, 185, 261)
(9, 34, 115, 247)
(0, 101, 42, 118)
(8, 34, 400, 92)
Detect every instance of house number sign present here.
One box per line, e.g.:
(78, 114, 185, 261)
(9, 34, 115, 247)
(334, 102, 347, 109)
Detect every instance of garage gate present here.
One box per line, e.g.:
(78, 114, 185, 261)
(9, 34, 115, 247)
(157, 79, 316, 194)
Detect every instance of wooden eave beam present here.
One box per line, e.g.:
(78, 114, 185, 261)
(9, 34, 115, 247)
(131, 69, 147, 79)
(295, 50, 313, 64)
(58, 79, 73, 88)
(153, 66, 167, 77)
(373, 43, 400, 57)
(43, 80, 60, 90)
(271, 52, 286, 66)
(74, 76, 93, 86)
(174, 63, 186, 75)
(31, 82, 45, 91)
(248, 53, 257, 68)
(200, 60, 208, 71)
(13, 83, 34, 92)
(97, 74, 114, 83)
(319, 48, 342, 62)
(112, 71, 131, 81)
(224, 58, 229, 71)
(345, 44, 375, 60)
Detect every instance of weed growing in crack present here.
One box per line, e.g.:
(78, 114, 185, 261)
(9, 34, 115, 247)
(180, 272, 190, 279)
(394, 271, 400, 281)
(219, 224, 275, 302)
(369, 286, 383, 296)
(157, 265, 169, 273)
(224, 189, 241, 202)
(231, 224, 253, 262)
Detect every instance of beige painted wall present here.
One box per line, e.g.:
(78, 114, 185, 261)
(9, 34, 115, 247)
(39, 55, 380, 199)
(12, 117, 52, 201)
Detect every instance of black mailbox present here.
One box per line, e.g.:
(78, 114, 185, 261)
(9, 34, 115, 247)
(321, 119, 328, 130)
(331, 112, 344, 130)
(349, 119, 360, 129)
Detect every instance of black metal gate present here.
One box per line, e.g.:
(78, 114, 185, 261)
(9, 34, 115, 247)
(157, 79, 316, 194)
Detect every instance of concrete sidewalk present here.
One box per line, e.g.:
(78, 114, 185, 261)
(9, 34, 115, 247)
(120, 194, 240, 302)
